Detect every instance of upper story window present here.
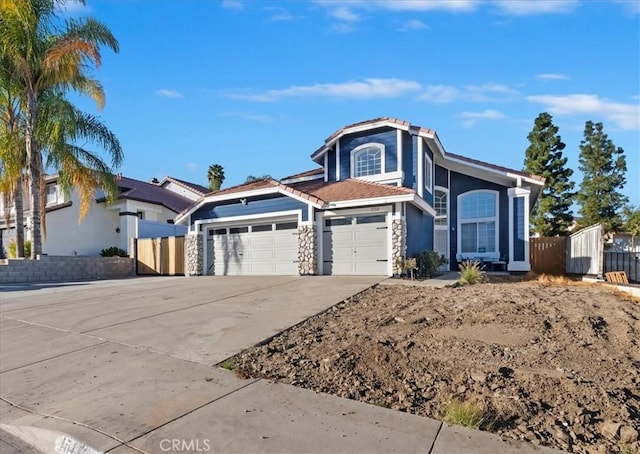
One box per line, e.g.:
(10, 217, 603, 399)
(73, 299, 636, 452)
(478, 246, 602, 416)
(351, 143, 384, 178)
(45, 183, 62, 206)
(458, 190, 498, 255)
(434, 189, 448, 226)
(425, 154, 433, 193)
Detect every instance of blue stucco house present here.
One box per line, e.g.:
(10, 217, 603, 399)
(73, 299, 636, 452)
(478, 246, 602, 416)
(176, 117, 544, 276)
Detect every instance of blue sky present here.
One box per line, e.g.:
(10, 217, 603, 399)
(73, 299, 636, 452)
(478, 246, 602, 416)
(64, 0, 639, 208)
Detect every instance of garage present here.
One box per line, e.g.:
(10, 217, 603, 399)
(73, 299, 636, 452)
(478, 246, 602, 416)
(206, 220, 298, 275)
(322, 213, 388, 275)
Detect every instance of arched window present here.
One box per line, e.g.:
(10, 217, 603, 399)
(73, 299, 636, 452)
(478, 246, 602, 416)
(351, 144, 383, 177)
(458, 190, 498, 255)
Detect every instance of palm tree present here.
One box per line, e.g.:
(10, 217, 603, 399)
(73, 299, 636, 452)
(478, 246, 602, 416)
(0, 0, 119, 258)
(207, 164, 225, 191)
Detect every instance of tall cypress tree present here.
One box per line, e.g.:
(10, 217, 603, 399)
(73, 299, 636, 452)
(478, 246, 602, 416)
(523, 112, 575, 236)
(576, 121, 628, 233)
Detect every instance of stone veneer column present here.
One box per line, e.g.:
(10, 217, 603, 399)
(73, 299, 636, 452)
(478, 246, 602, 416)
(391, 218, 407, 275)
(185, 233, 203, 276)
(297, 225, 317, 275)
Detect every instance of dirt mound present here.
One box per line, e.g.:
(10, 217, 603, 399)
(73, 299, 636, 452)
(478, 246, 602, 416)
(231, 281, 640, 454)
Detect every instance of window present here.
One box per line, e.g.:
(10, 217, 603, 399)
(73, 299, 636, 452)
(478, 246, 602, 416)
(45, 184, 60, 206)
(356, 214, 386, 224)
(434, 189, 447, 226)
(229, 226, 249, 234)
(424, 154, 433, 193)
(458, 191, 498, 255)
(352, 144, 383, 177)
(275, 222, 298, 231)
(325, 217, 352, 227)
(251, 224, 272, 232)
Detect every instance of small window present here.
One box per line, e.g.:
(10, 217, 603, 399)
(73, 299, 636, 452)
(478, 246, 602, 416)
(356, 214, 386, 224)
(45, 184, 60, 206)
(213, 228, 227, 235)
(425, 155, 433, 193)
(275, 222, 298, 231)
(325, 217, 352, 227)
(229, 227, 248, 234)
(252, 224, 272, 232)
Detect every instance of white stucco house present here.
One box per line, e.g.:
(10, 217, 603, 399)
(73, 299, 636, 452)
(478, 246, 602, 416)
(0, 175, 207, 258)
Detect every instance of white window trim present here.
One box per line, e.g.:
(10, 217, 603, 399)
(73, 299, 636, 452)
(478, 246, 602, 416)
(350, 142, 386, 179)
(425, 154, 433, 194)
(456, 190, 499, 259)
(434, 186, 448, 230)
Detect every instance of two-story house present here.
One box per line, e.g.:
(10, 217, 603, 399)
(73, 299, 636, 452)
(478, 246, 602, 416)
(1, 175, 207, 257)
(175, 117, 544, 276)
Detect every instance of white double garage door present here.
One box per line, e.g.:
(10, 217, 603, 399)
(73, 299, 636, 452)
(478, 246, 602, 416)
(205, 211, 389, 276)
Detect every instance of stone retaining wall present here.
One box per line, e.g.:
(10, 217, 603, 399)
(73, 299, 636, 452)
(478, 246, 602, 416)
(391, 218, 407, 275)
(0, 256, 134, 284)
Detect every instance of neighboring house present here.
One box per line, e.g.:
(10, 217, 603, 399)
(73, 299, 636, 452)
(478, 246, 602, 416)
(0, 174, 205, 257)
(176, 117, 544, 276)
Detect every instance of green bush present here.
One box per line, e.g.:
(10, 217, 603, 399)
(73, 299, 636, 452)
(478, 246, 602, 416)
(415, 250, 448, 278)
(443, 399, 490, 430)
(100, 246, 128, 257)
(7, 240, 31, 259)
(457, 260, 486, 285)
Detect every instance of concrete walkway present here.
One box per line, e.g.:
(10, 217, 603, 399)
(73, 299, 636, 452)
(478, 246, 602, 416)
(1, 276, 562, 454)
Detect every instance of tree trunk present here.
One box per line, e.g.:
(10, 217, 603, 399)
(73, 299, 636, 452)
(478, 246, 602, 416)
(13, 175, 25, 258)
(26, 92, 42, 259)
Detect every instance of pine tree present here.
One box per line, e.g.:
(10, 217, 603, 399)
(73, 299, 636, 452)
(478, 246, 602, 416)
(576, 121, 628, 233)
(523, 112, 575, 236)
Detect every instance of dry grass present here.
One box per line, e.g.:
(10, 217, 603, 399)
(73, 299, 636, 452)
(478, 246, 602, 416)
(443, 399, 491, 430)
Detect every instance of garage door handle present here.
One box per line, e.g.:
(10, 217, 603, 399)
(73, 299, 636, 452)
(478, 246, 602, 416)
(376, 227, 388, 230)
(376, 259, 388, 262)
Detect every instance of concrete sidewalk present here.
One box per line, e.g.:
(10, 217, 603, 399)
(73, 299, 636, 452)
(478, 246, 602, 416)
(1, 276, 563, 454)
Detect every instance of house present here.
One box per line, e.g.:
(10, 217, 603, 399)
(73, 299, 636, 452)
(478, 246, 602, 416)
(0, 174, 206, 258)
(175, 117, 545, 276)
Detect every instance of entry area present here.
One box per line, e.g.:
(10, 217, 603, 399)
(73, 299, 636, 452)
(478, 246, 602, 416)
(206, 220, 298, 275)
(322, 213, 388, 275)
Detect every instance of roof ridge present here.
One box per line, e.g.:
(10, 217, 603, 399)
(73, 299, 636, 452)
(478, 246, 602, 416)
(347, 177, 415, 194)
(203, 178, 279, 196)
(165, 176, 209, 194)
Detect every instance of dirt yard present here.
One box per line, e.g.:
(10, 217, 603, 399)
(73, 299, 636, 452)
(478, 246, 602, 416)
(230, 278, 640, 454)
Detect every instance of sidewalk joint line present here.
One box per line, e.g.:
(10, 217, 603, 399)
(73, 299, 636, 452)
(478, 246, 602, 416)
(428, 421, 443, 454)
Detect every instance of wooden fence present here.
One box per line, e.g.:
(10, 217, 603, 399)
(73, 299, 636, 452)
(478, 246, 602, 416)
(530, 237, 567, 275)
(136, 236, 185, 276)
(566, 224, 603, 276)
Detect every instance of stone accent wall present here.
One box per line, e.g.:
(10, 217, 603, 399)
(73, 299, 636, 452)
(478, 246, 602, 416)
(391, 218, 407, 275)
(297, 225, 317, 275)
(185, 233, 203, 276)
(0, 256, 134, 284)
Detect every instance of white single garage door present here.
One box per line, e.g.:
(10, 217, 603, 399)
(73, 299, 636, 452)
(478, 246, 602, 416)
(322, 213, 388, 275)
(207, 220, 298, 275)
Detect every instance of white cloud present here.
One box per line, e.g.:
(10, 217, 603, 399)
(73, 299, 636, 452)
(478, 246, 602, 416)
(536, 73, 570, 81)
(375, 0, 479, 12)
(492, 0, 579, 15)
(155, 89, 183, 99)
(227, 78, 422, 102)
(266, 7, 295, 21)
(398, 19, 429, 31)
(459, 109, 506, 127)
(56, 0, 90, 15)
(221, 0, 244, 11)
(419, 82, 517, 103)
(331, 5, 360, 22)
(419, 85, 460, 103)
(185, 162, 198, 171)
(527, 94, 640, 130)
(613, 0, 640, 14)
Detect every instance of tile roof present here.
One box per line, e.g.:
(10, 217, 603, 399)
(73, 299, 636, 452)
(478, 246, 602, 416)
(280, 168, 324, 180)
(112, 176, 196, 213)
(446, 152, 545, 182)
(200, 179, 279, 197)
(291, 178, 414, 203)
(163, 176, 209, 194)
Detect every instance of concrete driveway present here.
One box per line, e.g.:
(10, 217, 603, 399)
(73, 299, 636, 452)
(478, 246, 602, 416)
(0, 276, 561, 454)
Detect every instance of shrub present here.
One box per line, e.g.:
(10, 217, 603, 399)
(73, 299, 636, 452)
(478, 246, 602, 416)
(7, 240, 31, 259)
(100, 246, 128, 257)
(443, 399, 490, 430)
(457, 260, 486, 285)
(415, 250, 448, 278)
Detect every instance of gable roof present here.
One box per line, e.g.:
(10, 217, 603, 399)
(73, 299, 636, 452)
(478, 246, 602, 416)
(280, 168, 324, 181)
(97, 176, 196, 213)
(159, 176, 209, 195)
(311, 117, 544, 188)
(174, 177, 430, 224)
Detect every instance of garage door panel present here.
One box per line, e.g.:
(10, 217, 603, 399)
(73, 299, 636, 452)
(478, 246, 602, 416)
(209, 220, 298, 275)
